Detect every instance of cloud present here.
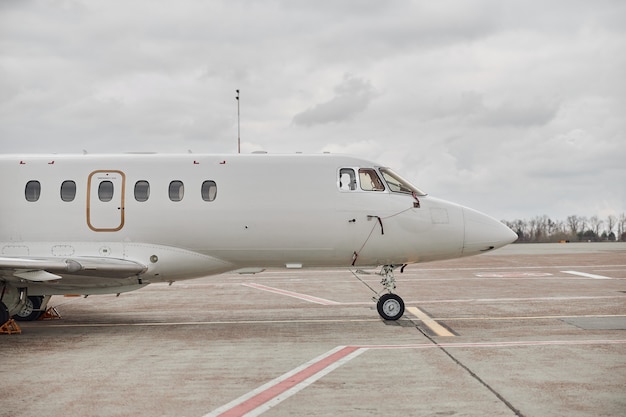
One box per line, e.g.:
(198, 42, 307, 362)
(292, 75, 378, 126)
(0, 0, 624, 221)
(426, 92, 559, 127)
(470, 94, 560, 127)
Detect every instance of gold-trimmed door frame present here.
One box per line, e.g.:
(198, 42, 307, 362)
(86, 170, 126, 232)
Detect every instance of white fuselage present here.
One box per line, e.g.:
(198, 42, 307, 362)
(0, 153, 517, 315)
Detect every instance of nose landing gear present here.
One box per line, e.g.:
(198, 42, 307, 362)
(353, 264, 406, 321)
(376, 265, 405, 320)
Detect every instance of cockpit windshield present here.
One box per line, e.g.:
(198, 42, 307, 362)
(379, 168, 427, 196)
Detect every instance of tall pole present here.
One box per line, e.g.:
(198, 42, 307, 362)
(236, 89, 240, 154)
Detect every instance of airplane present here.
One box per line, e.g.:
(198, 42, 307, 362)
(0, 153, 517, 326)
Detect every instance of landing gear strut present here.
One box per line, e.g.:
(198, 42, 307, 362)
(375, 265, 405, 320)
(353, 264, 406, 321)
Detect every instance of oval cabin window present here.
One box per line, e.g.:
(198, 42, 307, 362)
(169, 181, 184, 202)
(98, 181, 114, 202)
(134, 180, 150, 202)
(25, 180, 41, 202)
(60, 180, 76, 202)
(201, 180, 217, 202)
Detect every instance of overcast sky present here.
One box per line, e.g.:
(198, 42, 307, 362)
(1, 0, 625, 223)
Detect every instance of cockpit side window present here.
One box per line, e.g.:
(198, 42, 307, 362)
(339, 168, 357, 191)
(379, 168, 427, 196)
(359, 169, 385, 191)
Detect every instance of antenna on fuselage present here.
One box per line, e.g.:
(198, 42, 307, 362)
(236, 89, 241, 154)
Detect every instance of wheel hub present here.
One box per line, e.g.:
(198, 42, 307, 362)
(382, 298, 400, 315)
(17, 298, 34, 317)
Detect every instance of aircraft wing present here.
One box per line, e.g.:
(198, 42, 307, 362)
(0, 256, 147, 282)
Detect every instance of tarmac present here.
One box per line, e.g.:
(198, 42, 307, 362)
(2, 242, 625, 417)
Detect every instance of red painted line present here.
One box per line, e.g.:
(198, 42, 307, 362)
(242, 283, 340, 305)
(214, 346, 360, 417)
(205, 339, 624, 416)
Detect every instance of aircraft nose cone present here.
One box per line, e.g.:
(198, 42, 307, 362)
(462, 207, 518, 255)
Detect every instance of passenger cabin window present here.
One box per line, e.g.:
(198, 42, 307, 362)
(339, 168, 357, 191)
(201, 180, 217, 202)
(359, 169, 385, 191)
(169, 181, 184, 202)
(134, 180, 150, 202)
(25, 180, 41, 202)
(98, 181, 114, 202)
(380, 168, 426, 196)
(60, 180, 76, 202)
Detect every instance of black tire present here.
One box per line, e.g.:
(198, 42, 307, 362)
(14, 296, 44, 322)
(0, 301, 9, 325)
(377, 293, 405, 321)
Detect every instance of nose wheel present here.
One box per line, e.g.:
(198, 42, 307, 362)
(352, 264, 406, 321)
(377, 293, 405, 321)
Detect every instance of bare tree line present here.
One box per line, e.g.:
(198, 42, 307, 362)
(502, 213, 626, 243)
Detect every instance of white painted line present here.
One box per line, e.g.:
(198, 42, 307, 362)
(204, 346, 367, 417)
(31, 314, 626, 329)
(413, 264, 626, 272)
(33, 319, 380, 328)
(416, 295, 625, 304)
(204, 338, 626, 416)
(475, 272, 553, 278)
(242, 283, 340, 305)
(438, 314, 626, 321)
(407, 306, 455, 337)
(360, 339, 626, 350)
(562, 270, 612, 280)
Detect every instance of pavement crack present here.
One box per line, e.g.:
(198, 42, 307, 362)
(416, 327, 525, 417)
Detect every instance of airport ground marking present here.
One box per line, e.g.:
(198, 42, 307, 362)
(415, 294, 626, 304)
(407, 306, 455, 337)
(29, 314, 626, 329)
(474, 272, 553, 278)
(359, 339, 626, 350)
(242, 283, 340, 305)
(433, 314, 626, 321)
(204, 345, 367, 417)
(562, 270, 612, 280)
(203, 338, 626, 416)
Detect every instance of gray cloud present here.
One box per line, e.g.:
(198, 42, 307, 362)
(426, 92, 559, 127)
(0, 0, 624, 221)
(292, 75, 378, 126)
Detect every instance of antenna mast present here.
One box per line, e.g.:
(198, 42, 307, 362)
(236, 89, 240, 154)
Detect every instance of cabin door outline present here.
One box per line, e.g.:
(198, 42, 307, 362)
(86, 170, 126, 232)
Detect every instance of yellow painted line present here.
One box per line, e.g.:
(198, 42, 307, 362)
(407, 306, 455, 337)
